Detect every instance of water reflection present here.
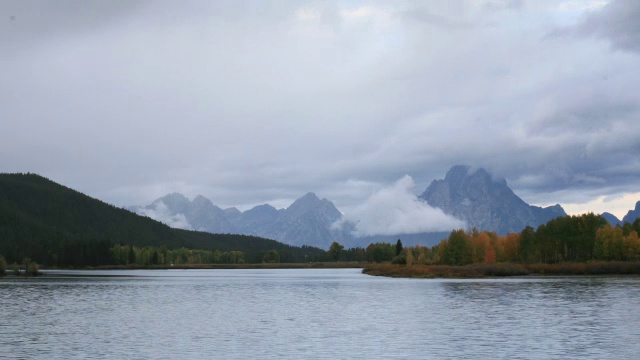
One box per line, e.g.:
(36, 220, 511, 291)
(2, 270, 640, 359)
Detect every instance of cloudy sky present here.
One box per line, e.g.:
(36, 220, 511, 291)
(2, 0, 640, 223)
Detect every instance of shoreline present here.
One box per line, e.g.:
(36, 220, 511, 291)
(362, 262, 640, 278)
(32, 262, 366, 271)
(6, 261, 640, 278)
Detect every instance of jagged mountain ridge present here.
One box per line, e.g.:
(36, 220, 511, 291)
(622, 201, 640, 224)
(131, 192, 350, 249)
(601, 212, 622, 227)
(133, 165, 638, 248)
(596, 202, 640, 227)
(418, 165, 567, 235)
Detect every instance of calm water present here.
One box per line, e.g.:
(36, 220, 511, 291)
(1, 269, 640, 359)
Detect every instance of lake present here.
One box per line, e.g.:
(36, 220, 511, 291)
(1, 268, 640, 359)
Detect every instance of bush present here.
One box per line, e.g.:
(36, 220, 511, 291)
(391, 255, 406, 265)
(263, 250, 280, 263)
(28, 262, 41, 276)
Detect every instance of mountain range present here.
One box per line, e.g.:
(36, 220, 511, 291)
(132, 165, 638, 249)
(131, 192, 351, 250)
(601, 202, 640, 227)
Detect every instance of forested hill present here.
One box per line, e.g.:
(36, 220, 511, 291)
(0, 173, 326, 266)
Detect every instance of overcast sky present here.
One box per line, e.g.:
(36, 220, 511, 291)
(2, 0, 640, 221)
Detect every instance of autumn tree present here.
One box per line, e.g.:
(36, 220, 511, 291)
(406, 247, 414, 267)
(440, 229, 472, 265)
(623, 231, 640, 261)
(416, 246, 431, 265)
(329, 242, 344, 262)
(501, 233, 520, 262)
(470, 232, 492, 263)
(595, 225, 623, 261)
(484, 244, 496, 264)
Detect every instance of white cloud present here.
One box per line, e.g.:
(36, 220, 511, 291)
(555, 1, 608, 12)
(561, 191, 640, 219)
(137, 201, 192, 230)
(336, 175, 465, 237)
(1, 0, 640, 219)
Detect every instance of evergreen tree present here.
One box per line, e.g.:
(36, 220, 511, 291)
(395, 239, 403, 256)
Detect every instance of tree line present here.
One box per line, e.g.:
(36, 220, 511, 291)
(110, 244, 246, 265)
(3, 170, 640, 269)
(329, 214, 640, 266)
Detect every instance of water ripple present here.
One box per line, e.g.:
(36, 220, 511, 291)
(1, 270, 640, 359)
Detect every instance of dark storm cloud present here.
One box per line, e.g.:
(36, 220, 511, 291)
(2, 0, 640, 225)
(0, 0, 144, 52)
(579, 0, 640, 53)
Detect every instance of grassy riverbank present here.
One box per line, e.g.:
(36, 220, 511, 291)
(362, 261, 640, 278)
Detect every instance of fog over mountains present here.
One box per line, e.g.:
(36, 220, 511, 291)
(131, 166, 639, 249)
(131, 191, 351, 250)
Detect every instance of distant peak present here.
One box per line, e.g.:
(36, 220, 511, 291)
(151, 192, 192, 214)
(443, 165, 502, 184)
(301, 192, 319, 200)
(164, 192, 188, 199)
(192, 195, 212, 204)
(290, 192, 320, 205)
(444, 165, 471, 180)
(156, 192, 190, 204)
(287, 192, 337, 213)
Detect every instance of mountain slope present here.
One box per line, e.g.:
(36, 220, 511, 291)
(622, 201, 640, 224)
(133, 167, 573, 247)
(262, 192, 349, 249)
(0, 173, 325, 266)
(419, 165, 567, 234)
(601, 212, 622, 227)
(133, 192, 352, 249)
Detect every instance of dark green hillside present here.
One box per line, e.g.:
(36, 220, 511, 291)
(0, 173, 326, 266)
(179, 230, 326, 263)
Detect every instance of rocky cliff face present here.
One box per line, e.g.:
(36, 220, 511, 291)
(419, 165, 566, 234)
